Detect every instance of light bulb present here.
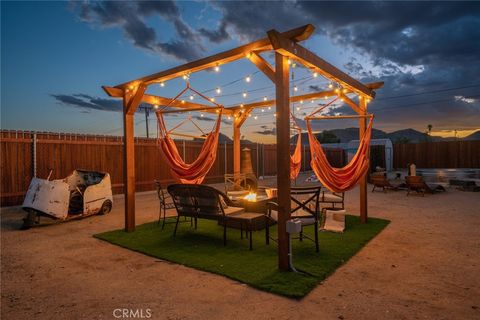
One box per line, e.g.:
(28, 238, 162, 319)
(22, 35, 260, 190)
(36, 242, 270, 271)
(296, 107, 300, 111)
(216, 87, 221, 94)
(313, 72, 318, 78)
(240, 104, 244, 108)
(210, 97, 215, 102)
(189, 95, 194, 100)
(294, 85, 298, 92)
(182, 74, 188, 80)
(245, 75, 251, 83)
(200, 113, 204, 117)
(300, 100, 304, 104)
(254, 116, 258, 120)
(287, 58, 292, 65)
(243, 92, 247, 98)
(263, 96, 267, 101)
(214, 64, 220, 72)
(311, 99, 315, 103)
(154, 105, 159, 109)
(181, 100, 185, 104)
(160, 82, 165, 87)
(261, 109, 265, 112)
(328, 82, 333, 89)
(343, 88, 348, 93)
(268, 106, 271, 110)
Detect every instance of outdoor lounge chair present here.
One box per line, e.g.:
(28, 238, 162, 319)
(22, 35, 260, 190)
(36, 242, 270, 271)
(266, 186, 321, 252)
(167, 184, 245, 245)
(370, 174, 399, 193)
(405, 176, 446, 196)
(155, 180, 188, 229)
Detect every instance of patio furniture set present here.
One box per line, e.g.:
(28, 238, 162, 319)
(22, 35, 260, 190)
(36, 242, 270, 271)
(155, 181, 345, 250)
(370, 174, 446, 196)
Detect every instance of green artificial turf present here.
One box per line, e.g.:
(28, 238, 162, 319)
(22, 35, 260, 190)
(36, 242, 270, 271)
(95, 215, 389, 298)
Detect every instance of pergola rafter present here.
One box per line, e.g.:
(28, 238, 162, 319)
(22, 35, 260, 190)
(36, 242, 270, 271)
(103, 23, 383, 271)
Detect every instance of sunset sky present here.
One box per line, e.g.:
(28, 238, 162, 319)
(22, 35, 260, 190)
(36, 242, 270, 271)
(1, 1, 479, 143)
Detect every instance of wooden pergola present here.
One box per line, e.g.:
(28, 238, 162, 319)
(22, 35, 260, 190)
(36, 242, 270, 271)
(103, 24, 383, 270)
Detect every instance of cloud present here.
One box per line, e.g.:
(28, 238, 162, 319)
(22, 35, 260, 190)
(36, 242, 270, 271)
(191, 115, 214, 122)
(75, 1, 204, 61)
(254, 126, 276, 135)
(51, 93, 122, 112)
(198, 21, 230, 43)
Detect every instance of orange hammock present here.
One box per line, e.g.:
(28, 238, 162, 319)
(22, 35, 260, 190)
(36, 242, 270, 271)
(306, 117, 374, 192)
(290, 128, 302, 180)
(156, 110, 223, 184)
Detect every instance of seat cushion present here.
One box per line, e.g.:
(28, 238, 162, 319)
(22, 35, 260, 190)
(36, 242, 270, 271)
(223, 206, 245, 215)
(321, 193, 343, 203)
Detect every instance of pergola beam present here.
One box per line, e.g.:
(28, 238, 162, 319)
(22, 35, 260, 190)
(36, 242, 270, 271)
(267, 30, 375, 98)
(228, 82, 383, 111)
(103, 86, 234, 115)
(114, 24, 315, 89)
(247, 52, 275, 83)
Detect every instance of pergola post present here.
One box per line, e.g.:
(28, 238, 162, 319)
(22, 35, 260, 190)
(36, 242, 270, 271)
(274, 52, 291, 270)
(359, 98, 368, 223)
(122, 85, 146, 232)
(233, 122, 241, 177)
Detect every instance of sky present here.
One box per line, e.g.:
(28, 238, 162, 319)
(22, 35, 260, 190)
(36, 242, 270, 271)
(1, 1, 479, 143)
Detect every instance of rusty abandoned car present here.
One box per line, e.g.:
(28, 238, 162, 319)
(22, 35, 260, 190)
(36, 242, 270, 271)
(21, 170, 113, 229)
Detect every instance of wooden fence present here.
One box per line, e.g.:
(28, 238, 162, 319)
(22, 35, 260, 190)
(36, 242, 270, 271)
(0, 130, 345, 206)
(393, 141, 480, 169)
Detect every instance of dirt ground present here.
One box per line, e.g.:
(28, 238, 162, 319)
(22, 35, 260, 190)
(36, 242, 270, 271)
(1, 174, 480, 320)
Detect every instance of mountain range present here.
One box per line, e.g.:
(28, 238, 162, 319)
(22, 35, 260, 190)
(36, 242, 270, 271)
(194, 129, 479, 144)
(290, 128, 480, 145)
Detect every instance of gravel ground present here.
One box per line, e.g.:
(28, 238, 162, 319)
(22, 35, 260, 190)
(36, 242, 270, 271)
(1, 174, 479, 320)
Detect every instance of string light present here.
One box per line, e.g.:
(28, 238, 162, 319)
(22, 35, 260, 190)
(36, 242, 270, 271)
(254, 116, 258, 120)
(313, 72, 318, 78)
(300, 100, 304, 104)
(261, 108, 265, 112)
(242, 92, 247, 98)
(240, 104, 244, 108)
(210, 97, 215, 102)
(328, 82, 333, 89)
(296, 106, 300, 111)
(216, 87, 221, 94)
(245, 75, 251, 83)
(311, 99, 315, 103)
(263, 96, 267, 101)
(227, 116, 231, 120)
(342, 88, 348, 94)
(335, 88, 340, 93)
(182, 74, 189, 80)
(189, 95, 194, 100)
(153, 105, 159, 109)
(160, 82, 165, 87)
(200, 113, 204, 117)
(287, 58, 292, 65)
(214, 63, 220, 72)
(294, 85, 298, 92)
(248, 114, 252, 118)
(268, 106, 271, 110)
(274, 113, 277, 117)
(181, 100, 185, 104)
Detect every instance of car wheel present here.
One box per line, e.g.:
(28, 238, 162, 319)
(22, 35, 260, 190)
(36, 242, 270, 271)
(98, 200, 112, 215)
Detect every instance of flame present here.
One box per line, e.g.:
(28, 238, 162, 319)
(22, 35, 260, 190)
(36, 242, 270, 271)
(243, 192, 257, 202)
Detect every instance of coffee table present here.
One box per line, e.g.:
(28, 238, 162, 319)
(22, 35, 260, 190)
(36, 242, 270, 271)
(226, 212, 268, 250)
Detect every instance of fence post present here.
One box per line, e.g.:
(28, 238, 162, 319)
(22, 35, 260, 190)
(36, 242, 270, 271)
(32, 132, 37, 177)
